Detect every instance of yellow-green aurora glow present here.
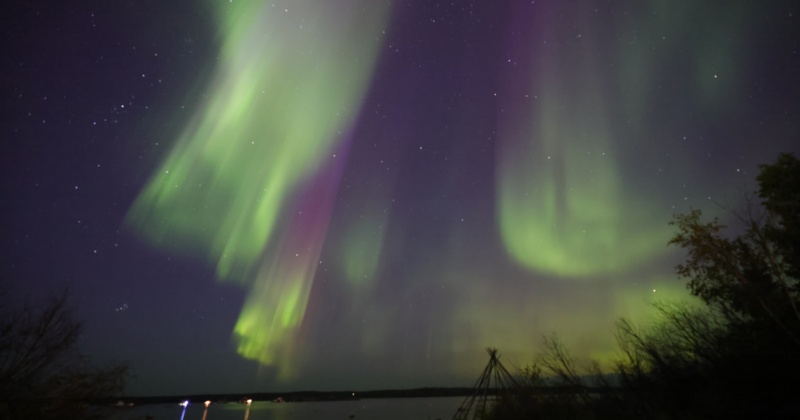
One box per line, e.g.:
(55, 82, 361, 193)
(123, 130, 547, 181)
(127, 0, 390, 377)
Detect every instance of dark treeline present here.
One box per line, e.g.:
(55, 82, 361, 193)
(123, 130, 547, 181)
(489, 153, 800, 420)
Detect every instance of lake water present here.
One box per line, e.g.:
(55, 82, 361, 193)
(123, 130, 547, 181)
(109, 397, 465, 420)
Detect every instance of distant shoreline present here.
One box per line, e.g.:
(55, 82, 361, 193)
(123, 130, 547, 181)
(106, 387, 475, 406)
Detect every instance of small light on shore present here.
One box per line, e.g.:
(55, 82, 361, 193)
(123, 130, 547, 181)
(179, 400, 190, 420)
(205, 400, 211, 407)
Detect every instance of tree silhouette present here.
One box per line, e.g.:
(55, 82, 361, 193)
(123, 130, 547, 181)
(0, 290, 129, 419)
(669, 153, 800, 346)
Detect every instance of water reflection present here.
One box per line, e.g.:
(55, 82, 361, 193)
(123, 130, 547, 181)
(109, 397, 463, 420)
(202, 400, 211, 420)
(179, 400, 189, 420)
(243, 399, 252, 420)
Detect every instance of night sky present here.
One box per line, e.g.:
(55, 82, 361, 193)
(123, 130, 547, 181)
(3, 0, 799, 396)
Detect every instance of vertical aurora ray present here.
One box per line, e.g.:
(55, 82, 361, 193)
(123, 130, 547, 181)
(339, 206, 390, 285)
(234, 147, 348, 377)
(127, 0, 390, 375)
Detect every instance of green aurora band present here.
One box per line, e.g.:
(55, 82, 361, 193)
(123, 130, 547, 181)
(496, 45, 671, 278)
(127, 0, 390, 377)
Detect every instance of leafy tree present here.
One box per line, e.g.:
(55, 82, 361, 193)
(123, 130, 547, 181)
(0, 291, 130, 420)
(616, 153, 800, 418)
(659, 152, 800, 417)
(669, 153, 800, 346)
(758, 153, 800, 279)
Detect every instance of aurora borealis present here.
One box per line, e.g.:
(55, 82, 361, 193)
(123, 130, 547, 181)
(126, 0, 390, 377)
(3, 0, 799, 396)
